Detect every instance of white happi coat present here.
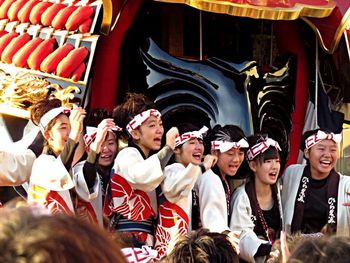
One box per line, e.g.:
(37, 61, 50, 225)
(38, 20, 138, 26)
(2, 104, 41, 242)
(28, 154, 98, 215)
(194, 169, 230, 233)
(281, 164, 350, 236)
(230, 185, 269, 263)
(155, 162, 202, 259)
(0, 149, 35, 186)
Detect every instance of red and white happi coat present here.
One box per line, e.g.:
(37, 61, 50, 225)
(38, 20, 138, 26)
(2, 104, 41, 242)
(27, 154, 99, 216)
(104, 147, 164, 246)
(154, 163, 202, 260)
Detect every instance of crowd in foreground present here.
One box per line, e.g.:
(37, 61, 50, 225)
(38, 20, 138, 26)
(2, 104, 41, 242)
(0, 92, 349, 263)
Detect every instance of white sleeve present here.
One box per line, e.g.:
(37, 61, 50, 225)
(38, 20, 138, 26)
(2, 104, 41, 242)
(0, 149, 36, 186)
(113, 147, 164, 192)
(337, 175, 350, 236)
(195, 170, 230, 233)
(162, 163, 201, 204)
(230, 186, 268, 263)
(280, 164, 304, 234)
(72, 161, 99, 201)
(30, 154, 74, 191)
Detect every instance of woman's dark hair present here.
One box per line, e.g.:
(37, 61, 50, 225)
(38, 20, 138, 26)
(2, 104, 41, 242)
(30, 98, 62, 128)
(247, 134, 280, 164)
(288, 236, 350, 263)
(0, 207, 126, 263)
(205, 124, 246, 154)
(85, 108, 111, 127)
(112, 93, 156, 140)
(165, 228, 239, 263)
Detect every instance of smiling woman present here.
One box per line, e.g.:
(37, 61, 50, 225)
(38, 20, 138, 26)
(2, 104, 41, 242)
(281, 128, 350, 237)
(104, 93, 179, 247)
(154, 123, 217, 260)
(229, 134, 282, 263)
(26, 98, 95, 216)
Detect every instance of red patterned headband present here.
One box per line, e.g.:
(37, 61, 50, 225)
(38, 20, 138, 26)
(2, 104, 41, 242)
(305, 130, 342, 150)
(175, 126, 208, 147)
(126, 109, 161, 133)
(83, 125, 122, 146)
(211, 138, 249, 153)
(121, 246, 157, 263)
(246, 138, 281, 161)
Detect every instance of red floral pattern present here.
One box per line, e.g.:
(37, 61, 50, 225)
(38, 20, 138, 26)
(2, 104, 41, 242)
(155, 200, 189, 260)
(108, 173, 156, 221)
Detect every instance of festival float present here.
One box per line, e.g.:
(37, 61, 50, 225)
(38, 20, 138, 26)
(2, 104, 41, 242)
(0, 0, 349, 178)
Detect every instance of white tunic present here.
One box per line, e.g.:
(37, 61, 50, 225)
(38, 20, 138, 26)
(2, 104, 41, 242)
(230, 185, 269, 263)
(28, 154, 98, 214)
(193, 169, 230, 233)
(155, 163, 202, 259)
(0, 149, 35, 186)
(281, 164, 350, 236)
(72, 160, 102, 226)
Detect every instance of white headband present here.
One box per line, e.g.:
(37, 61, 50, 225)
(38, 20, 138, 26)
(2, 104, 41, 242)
(305, 130, 342, 150)
(175, 126, 208, 147)
(39, 107, 70, 133)
(246, 138, 281, 161)
(211, 138, 249, 153)
(126, 109, 161, 133)
(83, 125, 122, 146)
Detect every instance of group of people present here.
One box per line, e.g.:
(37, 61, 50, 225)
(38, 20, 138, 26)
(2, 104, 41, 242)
(0, 92, 349, 263)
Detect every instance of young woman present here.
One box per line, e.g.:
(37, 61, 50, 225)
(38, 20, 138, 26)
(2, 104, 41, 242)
(73, 117, 120, 226)
(154, 123, 217, 259)
(105, 93, 178, 246)
(192, 125, 249, 234)
(281, 129, 350, 236)
(230, 134, 282, 263)
(27, 98, 92, 214)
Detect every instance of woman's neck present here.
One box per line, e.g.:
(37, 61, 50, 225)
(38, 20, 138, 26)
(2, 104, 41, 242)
(255, 178, 273, 210)
(130, 141, 149, 158)
(98, 165, 110, 176)
(310, 166, 329, 180)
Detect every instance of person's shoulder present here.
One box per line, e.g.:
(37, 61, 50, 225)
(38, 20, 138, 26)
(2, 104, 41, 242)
(232, 184, 246, 198)
(203, 168, 217, 177)
(35, 154, 55, 162)
(115, 147, 140, 159)
(283, 164, 306, 176)
(164, 162, 186, 172)
(339, 173, 350, 183)
(196, 168, 222, 187)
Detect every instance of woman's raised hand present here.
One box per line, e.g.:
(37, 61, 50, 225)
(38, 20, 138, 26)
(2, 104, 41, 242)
(69, 107, 86, 142)
(202, 154, 218, 171)
(90, 118, 116, 153)
(166, 127, 179, 150)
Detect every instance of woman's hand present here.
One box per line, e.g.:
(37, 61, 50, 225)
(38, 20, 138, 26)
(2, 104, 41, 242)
(90, 118, 117, 153)
(202, 154, 218, 171)
(227, 231, 240, 255)
(166, 127, 179, 150)
(69, 107, 86, 142)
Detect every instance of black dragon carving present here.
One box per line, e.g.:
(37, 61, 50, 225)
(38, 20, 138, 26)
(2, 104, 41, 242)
(140, 38, 295, 168)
